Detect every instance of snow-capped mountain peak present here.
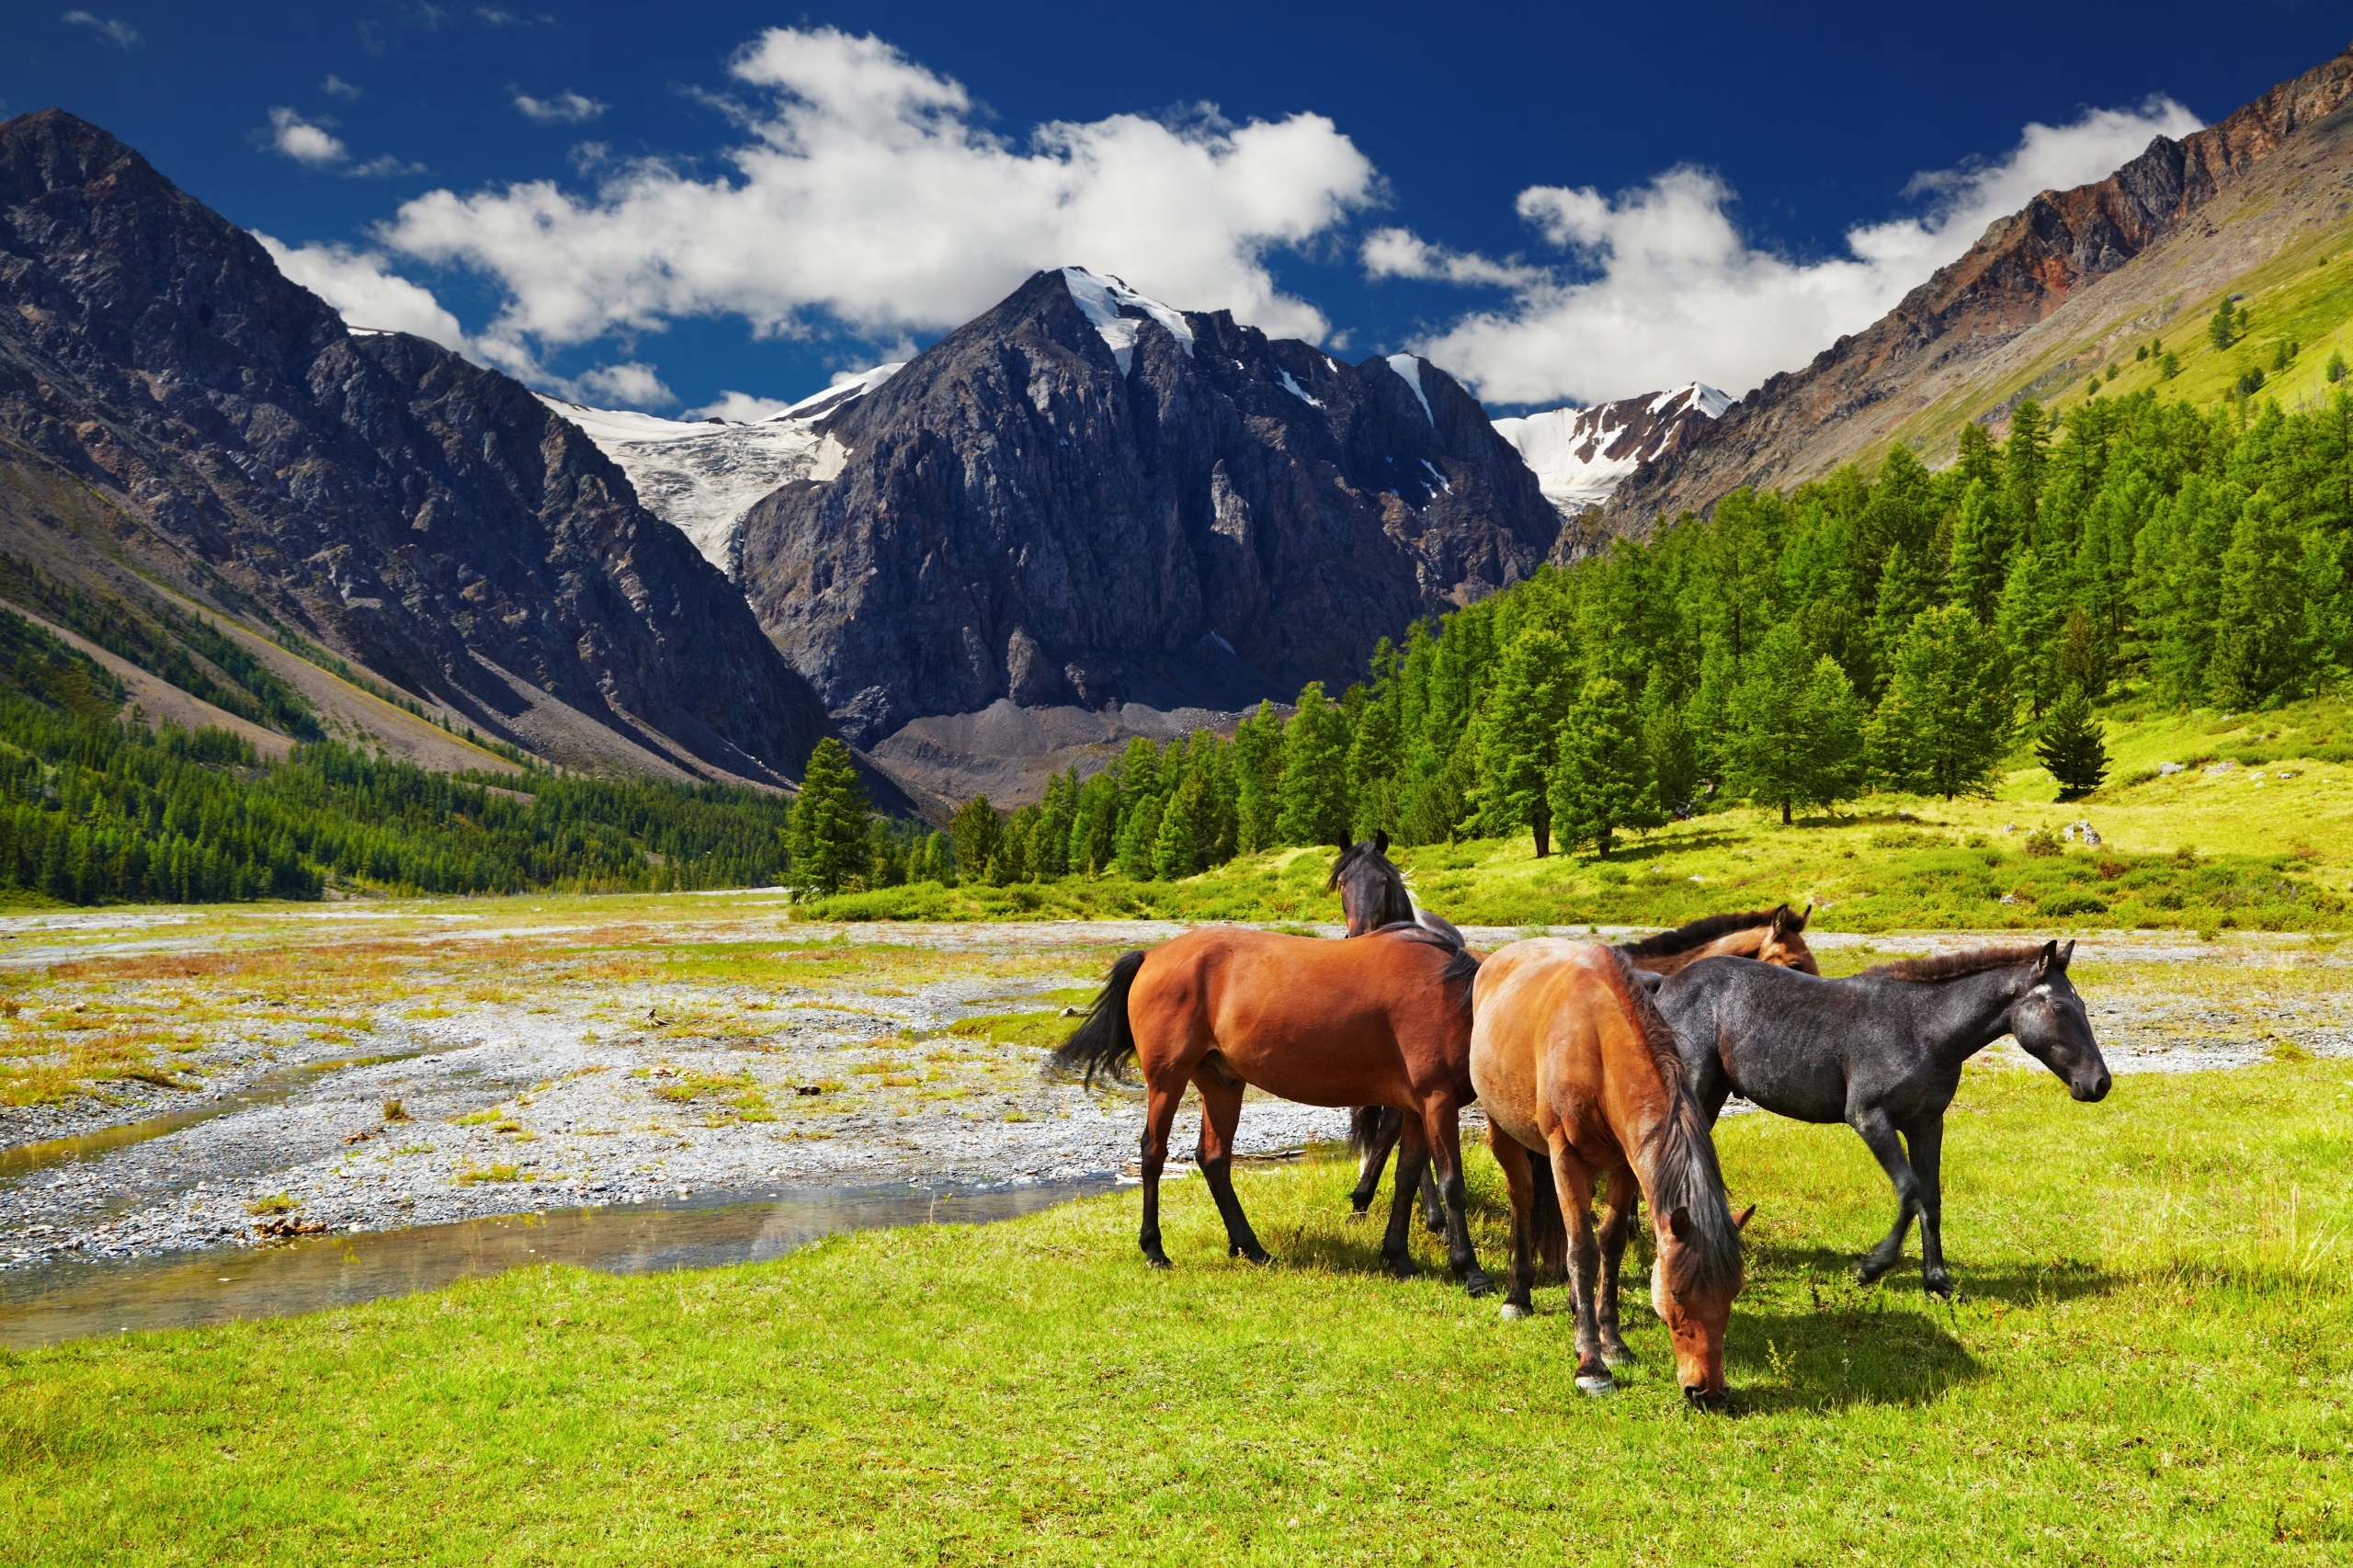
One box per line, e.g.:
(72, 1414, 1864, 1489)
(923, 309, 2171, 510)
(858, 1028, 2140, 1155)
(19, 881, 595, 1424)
(1492, 382, 1730, 517)
(1385, 354, 1436, 426)
(1061, 266, 1196, 372)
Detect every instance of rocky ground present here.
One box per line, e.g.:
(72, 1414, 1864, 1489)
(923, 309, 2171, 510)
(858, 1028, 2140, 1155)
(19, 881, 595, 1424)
(2, 897, 2347, 1277)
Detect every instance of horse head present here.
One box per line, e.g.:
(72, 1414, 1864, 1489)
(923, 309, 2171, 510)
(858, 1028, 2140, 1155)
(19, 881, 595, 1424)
(1652, 1199, 1755, 1411)
(1328, 830, 1416, 936)
(1752, 903, 1820, 974)
(2007, 939, 2110, 1102)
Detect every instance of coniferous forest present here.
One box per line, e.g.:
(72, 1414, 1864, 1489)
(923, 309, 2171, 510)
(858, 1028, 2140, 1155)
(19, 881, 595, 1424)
(851, 386, 2353, 889)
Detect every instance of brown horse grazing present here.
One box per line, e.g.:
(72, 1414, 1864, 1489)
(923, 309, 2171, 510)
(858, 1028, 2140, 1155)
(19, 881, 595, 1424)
(1049, 925, 1495, 1294)
(1470, 939, 1753, 1409)
(1616, 903, 1819, 982)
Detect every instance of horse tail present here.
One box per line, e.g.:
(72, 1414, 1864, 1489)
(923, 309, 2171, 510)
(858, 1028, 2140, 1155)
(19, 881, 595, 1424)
(1347, 1106, 1390, 1157)
(1045, 949, 1147, 1086)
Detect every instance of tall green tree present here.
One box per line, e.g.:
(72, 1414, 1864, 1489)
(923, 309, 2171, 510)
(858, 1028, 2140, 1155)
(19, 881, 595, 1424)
(1869, 606, 2013, 800)
(1276, 683, 1352, 846)
(2036, 686, 2109, 801)
(2209, 491, 2327, 708)
(948, 793, 1002, 885)
(788, 738, 872, 895)
(1473, 628, 1575, 856)
(1232, 701, 1286, 853)
(1549, 676, 1658, 858)
(1722, 623, 1867, 825)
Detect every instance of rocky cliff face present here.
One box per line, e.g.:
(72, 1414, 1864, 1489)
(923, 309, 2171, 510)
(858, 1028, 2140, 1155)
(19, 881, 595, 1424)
(0, 108, 836, 784)
(1492, 382, 1729, 523)
(1603, 45, 2353, 527)
(740, 267, 1562, 750)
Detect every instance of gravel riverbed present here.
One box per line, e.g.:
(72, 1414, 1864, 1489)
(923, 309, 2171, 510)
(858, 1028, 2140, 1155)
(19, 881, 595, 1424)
(4, 905, 2347, 1277)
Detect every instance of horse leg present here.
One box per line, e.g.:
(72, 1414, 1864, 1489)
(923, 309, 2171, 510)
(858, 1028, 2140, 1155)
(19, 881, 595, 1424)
(1849, 1108, 1925, 1286)
(1419, 1161, 1446, 1237)
(1137, 1081, 1187, 1269)
(1594, 1165, 1639, 1367)
(1380, 1116, 1433, 1280)
(1905, 1113, 1952, 1299)
(1487, 1119, 1538, 1319)
(1420, 1096, 1494, 1298)
(1347, 1107, 1405, 1221)
(1548, 1148, 1610, 1393)
(1530, 1147, 1567, 1283)
(1193, 1074, 1268, 1264)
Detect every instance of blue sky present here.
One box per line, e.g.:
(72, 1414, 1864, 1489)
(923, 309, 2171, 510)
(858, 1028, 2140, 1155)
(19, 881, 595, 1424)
(6, 2, 2346, 415)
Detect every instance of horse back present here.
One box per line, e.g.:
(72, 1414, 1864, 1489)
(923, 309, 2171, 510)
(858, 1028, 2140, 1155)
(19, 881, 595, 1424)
(1470, 940, 1673, 1165)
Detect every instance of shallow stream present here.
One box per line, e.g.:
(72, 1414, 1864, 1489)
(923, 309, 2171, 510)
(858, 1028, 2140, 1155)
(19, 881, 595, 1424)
(0, 1175, 1117, 1349)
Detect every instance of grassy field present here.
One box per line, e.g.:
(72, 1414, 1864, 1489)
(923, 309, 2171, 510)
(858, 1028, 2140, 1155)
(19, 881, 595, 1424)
(804, 693, 2353, 935)
(4, 1057, 2347, 1564)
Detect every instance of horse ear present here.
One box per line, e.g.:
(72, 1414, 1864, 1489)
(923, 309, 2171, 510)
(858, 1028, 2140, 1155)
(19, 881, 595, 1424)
(2037, 938, 2060, 974)
(1375, 829, 1390, 856)
(2058, 938, 2076, 972)
(1796, 901, 1813, 931)
(1668, 1204, 1692, 1241)
(1733, 1204, 1756, 1232)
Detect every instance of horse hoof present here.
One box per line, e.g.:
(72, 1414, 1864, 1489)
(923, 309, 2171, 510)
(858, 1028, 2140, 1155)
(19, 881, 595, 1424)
(1388, 1257, 1422, 1281)
(1498, 1302, 1529, 1322)
(1344, 1210, 1370, 1225)
(1575, 1374, 1616, 1397)
(1601, 1346, 1635, 1368)
(1233, 1246, 1271, 1266)
(1144, 1256, 1171, 1270)
(1856, 1258, 1893, 1286)
(1924, 1274, 1954, 1300)
(1462, 1269, 1495, 1299)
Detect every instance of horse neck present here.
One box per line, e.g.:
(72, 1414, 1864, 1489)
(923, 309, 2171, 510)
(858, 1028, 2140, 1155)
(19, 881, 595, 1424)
(1911, 966, 2029, 1066)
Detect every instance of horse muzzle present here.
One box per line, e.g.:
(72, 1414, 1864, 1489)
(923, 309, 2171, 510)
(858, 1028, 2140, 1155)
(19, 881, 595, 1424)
(1682, 1384, 1729, 1414)
(2072, 1071, 2112, 1103)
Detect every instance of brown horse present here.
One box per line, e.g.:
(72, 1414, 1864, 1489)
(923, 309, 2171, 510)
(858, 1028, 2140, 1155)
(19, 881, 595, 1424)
(1617, 903, 1819, 981)
(1470, 939, 1752, 1409)
(1049, 924, 1494, 1294)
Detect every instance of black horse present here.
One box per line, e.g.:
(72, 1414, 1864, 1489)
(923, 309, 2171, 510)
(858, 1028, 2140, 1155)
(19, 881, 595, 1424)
(1654, 940, 2110, 1297)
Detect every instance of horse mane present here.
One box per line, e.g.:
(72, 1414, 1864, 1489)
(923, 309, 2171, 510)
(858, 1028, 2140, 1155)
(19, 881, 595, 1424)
(1598, 948, 1742, 1301)
(1615, 907, 1787, 961)
(1859, 944, 2044, 983)
(1369, 921, 1480, 1014)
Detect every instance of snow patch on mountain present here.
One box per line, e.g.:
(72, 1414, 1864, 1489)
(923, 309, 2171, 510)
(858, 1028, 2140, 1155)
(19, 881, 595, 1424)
(1062, 266, 1196, 373)
(1385, 354, 1435, 426)
(1492, 382, 1728, 516)
(540, 365, 900, 577)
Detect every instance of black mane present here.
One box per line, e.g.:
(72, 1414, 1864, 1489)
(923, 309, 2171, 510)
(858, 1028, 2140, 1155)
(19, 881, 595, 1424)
(1616, 907, 1790, 961)
(1859, 945, 2046, 983)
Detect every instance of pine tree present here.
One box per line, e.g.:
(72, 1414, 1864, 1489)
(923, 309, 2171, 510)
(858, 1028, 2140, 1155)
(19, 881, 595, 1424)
(2210, 491, 2323, 707)
(1993, 541, 2066, 718)
(1869, 606, 2012, 800)
(786, 737, 870, 895)
(1231, 701, 1285, 853)
(1722, 623, 1867, 825)
(948, 794, 1002, 887)
(1473, 628, 1574, 856)
(2210, 298, 2239, 350)
(1549, 676, 1658, 858)
(2036, 686, 2109, 801)
(1637, 667, 1699, 815)
(1276, 682, 1352, 846)
(1153, 768, 1209, 881)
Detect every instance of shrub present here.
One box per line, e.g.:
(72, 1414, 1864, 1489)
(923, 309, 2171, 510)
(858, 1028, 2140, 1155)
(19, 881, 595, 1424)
(2040, 892, 2109, 918)
(2023, 828, 2063, 858)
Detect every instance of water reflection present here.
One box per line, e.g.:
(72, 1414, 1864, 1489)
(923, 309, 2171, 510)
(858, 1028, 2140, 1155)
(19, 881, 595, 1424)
(0, 1176, 1117, 1348)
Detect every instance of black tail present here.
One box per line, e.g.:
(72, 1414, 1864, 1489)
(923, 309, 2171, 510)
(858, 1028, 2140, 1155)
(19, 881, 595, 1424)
(1348, 1106, 1391, 1157)
(1045, 950, 1147, 1086)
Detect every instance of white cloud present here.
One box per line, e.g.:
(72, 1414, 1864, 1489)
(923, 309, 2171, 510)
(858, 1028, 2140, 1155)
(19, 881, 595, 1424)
(60, 10, 140, 49)
(322, 74, 362, 100)
(377, 26, 1376, 364)
(686, 391, 795, 421)
(514, 90, 606, 125)
(262, 108, 348, 169)
(572, 361, 674, 405)
(258, 233, 472, 349)
(1383, 97, 2203, 406)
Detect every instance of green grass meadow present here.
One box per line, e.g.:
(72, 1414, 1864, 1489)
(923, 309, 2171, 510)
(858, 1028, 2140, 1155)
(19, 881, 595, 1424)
(6, 1059, 2349, 1564)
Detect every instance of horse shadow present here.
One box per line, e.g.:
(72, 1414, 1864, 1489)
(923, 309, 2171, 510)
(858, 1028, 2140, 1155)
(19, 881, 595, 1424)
(1764, 1244, 2118, 1308)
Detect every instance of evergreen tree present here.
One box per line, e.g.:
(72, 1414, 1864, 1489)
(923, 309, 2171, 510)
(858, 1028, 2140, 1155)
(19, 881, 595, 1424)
(1637, 667, 1700, 815)
(1276, 682, 1352, 846)
(2210, 298, 2239, 350)
(1549, 676, 1658, 858)
(2210, 491, 2324, 707)
(1473, 628, 1575, 856)
(2036, 686, 2109, 801)
(1231, 701, 1285, 853)
(1994, 541, 2068, 717)
(787, 737, 870, 894)
(1115, 792, 1165, 879)
(948, 794, 1002, 886)
(1722, 623, 1867, 825)
(1944, 479, 2007, 621)
(1153, 768, 1210, 880)
(1068, 770, 1120, 875)
(1869, 606, 2012, 800)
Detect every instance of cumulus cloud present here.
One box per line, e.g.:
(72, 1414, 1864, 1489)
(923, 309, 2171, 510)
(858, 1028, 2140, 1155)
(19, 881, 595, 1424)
(571, 361, 674, 405)
(514, 90, 606, 124)
(1381, 97, 2203, 406)
(257, 233, 472, 348)
(377, 25, 1377, 367)
(322, 74, 362, 100)
(61, 10, 140, 49)
(686, 391, 796, 421)
(262, 108, 349, 169)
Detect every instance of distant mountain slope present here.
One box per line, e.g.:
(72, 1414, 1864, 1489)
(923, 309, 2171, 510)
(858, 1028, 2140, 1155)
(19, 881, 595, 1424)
(1604, 44, 2353, 526)
(540, 365, 899, 579)
(741, 267, 1563, 760)
(0, 108, 839, 787)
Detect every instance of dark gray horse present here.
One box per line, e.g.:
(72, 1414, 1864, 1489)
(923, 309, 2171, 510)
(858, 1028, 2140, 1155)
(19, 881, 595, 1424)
(1654, 940, 2110, 1297)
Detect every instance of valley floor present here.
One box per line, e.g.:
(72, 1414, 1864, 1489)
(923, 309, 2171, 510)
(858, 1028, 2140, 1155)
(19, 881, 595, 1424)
(0, 893, 2346, 1283)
